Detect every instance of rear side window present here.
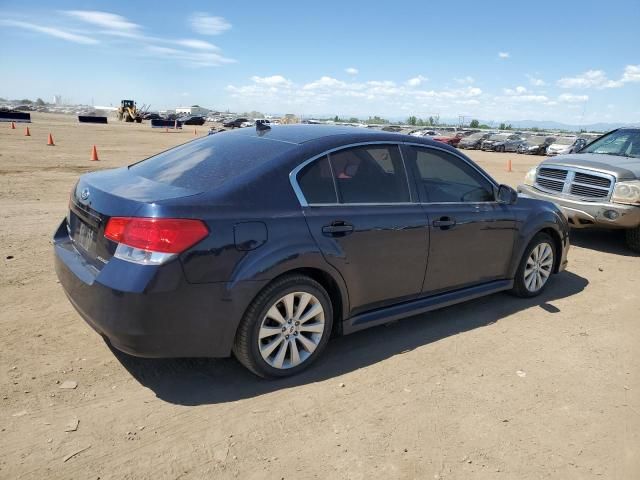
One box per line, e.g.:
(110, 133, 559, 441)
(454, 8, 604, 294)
(297, 156, 337, 204)
(407, 146, 494, 202)
(329, 145, 410, 203)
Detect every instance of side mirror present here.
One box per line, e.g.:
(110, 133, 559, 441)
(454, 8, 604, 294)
(497, 184, 518, 204)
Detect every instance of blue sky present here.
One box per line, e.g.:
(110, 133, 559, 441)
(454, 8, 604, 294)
(0, 0, 639, 124)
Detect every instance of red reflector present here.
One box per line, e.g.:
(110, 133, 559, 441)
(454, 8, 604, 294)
(104, 217, 209, 254)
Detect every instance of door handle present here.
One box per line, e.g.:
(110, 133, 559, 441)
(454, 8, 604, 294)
(322, 221, 354, 236)
(432, 216, 456, 229)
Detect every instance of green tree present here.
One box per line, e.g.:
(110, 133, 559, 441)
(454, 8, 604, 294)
(499, 122, 506, 130)
(19, 99, 33, 104)
(348, 117, 359, 123)
(35, 98, 45, 106)
(469, 119, 480, 128)
(334, 115, 339, 122)
(407, 116, 417, 126)
(428, 116, 434, 126)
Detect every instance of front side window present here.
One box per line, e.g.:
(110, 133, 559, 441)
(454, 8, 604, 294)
(329, 145, 410, 203)
(407, 146, 494, 202)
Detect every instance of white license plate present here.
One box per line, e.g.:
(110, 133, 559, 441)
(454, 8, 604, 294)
(76, 221, 96, 252)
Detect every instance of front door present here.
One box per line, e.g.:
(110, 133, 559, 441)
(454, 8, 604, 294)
(295, 145, 429, 315)
(403, 144, 517, 294)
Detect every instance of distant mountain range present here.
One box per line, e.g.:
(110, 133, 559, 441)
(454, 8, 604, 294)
(499, 120, 637, 132)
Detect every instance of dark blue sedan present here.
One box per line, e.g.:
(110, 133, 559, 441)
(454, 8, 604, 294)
(54, 125, 569, 378)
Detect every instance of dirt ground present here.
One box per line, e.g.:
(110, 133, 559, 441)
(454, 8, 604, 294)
(1, 113, 638, 479)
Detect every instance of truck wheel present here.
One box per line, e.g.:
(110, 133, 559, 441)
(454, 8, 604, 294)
(233, 275, 333, 378)
(510, 232, 556, 298)
(625, 226, 640, 253)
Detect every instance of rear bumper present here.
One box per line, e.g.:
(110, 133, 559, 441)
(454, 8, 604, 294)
(53, 220, 267, 358)
(517, 185, 640, 229)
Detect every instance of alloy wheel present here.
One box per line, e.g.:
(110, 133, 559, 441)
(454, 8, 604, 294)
(258, 292, 326, 369)
(524, 242, 554, 292)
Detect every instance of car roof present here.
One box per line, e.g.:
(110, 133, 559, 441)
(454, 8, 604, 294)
(222, 124, 419, 145)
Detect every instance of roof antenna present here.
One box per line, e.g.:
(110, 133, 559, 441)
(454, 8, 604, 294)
(256, 119, 271, 131)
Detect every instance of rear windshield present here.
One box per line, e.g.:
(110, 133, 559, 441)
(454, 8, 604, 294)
(129, 134, 296, 190)
(554, 137, 577, 145)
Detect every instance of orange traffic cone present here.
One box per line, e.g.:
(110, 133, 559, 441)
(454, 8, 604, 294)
(10, 121, 16, 129)
(90, 145, 99, 161)
(24, 126, 31, 136)
(47, 133, 55, 146)
(506, 159, 512, 172)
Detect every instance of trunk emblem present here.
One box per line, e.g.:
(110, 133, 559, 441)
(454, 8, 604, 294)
(80, 188, 90, 201)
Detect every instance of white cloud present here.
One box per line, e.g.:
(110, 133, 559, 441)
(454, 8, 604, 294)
(621, 64, 640, 83)
(557, 70, 609, 88)
(64, 10, 140, 32)
(527, 75, 546, 86)
(144, 45, 235, 67)
(406, 75, 428, 87)
(557, 66, 640, 89)
(455, 76, 475, 85)
(190, 13, 231, 35)
(175, 39, 220, 51)
(251, 75, 292, 87)
(504, 86, 528, 95)
(345, 67, 359, 75)
(558, 93, 589, 103)
(0, 19, 98, 44)
(498, 52, 510, 59)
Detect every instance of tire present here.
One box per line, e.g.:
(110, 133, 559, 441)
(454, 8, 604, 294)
(233, 275, 333, 378)
(510, 232, 556, 298)
(625, 226, 640, 253)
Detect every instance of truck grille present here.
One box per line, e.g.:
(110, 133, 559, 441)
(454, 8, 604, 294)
(535, 166, 614, 200)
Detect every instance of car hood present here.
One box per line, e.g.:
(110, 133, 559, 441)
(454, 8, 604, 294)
(540, 153, 640, 180)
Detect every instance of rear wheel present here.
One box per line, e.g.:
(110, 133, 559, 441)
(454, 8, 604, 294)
(233, 275, 333, 378)
(510, 232, 556, 297)
(625, 226, 640, 253)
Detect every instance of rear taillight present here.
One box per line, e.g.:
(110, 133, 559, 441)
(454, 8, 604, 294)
(105, 217, 208, 265)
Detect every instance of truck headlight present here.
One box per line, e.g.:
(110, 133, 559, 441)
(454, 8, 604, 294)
(611, 180, 640, 205)
(524, 167, 537, 186)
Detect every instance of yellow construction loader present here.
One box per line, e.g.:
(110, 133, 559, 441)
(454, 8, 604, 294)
(117, 99, 143, 123)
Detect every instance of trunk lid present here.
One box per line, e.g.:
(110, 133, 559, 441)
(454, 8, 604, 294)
(68, 168, 201, 267)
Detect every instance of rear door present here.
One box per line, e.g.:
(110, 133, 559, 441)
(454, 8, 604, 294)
(296, 144, 429, 315)
(403, 145, 517, 294)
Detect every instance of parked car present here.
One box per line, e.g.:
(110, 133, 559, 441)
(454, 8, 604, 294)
(458, 132, 493, 149)
(180, 115, 206, 126)
(546, 136, 578, 156)
(223, 117, 249, 128)
(54, 126, 569, 378)
(518, 127, 640, 252)
(482, 134, 524, 152)
(142, 112, 161, 121)
(432, 132, 465, 147)
(517, 136, 557, 155)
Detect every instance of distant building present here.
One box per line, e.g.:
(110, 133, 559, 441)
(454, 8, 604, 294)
(53, 95, 62, 105)
(176, 105, 209, 116)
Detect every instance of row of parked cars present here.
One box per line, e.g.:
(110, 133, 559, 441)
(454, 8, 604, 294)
(458, 132, 594, 156)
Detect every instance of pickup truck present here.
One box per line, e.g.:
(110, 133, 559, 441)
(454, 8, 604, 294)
(518, 127, 640, 252)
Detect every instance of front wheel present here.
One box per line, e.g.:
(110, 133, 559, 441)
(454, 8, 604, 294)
(625, 226, 640, 253)
(510, 232, 556, 298)
(233, 275, 333, 378)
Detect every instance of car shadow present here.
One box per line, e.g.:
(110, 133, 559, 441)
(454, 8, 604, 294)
(570, 229, 639, 257)
(111, 270, 588, 406)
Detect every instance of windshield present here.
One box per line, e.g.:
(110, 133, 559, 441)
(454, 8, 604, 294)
(554, 137, 577, 146)
(488, 134, 509, 141)
(525, 137, 546, 146)
(464, 133, 485, 140)
(580, 129, 640, 158)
